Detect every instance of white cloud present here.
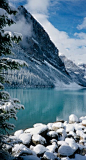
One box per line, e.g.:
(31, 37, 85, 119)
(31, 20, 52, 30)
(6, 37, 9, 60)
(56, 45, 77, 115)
(77, 17, 86, 30)
(24, 0, 86, 64)
(74, 32, 86, 39)
(5, 16, 32, 37)
(33, 13, 86, 64)
(25, 0, 50, 14)
(4, 16, 33, 48)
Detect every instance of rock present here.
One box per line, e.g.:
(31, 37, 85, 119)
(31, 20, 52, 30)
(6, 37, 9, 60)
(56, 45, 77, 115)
(19, 133, 31, 145)
(58, 144, 74, 157)
(65, 124, 75, 133)
(14, 129, 23, 138)
(69, 114, 78, 123)
(84, 128, 86, 133)
(57, 128, 67, 141)
(68, 131, 76, 138)
(12, 144, 34, 157)
(33, 123, 45, 127)
(74, 123, 85, 130)
(47, 123, 53, 130)
(61, 158, 70, 160)
(79, 116, 86, 122)
(32, 134, 46, 145)
(50, 139, 58, 145)
(57, 141, 68, 147)
(20, 155, 40, 160)
(82, 120, 86, 127)
(74, 154, 86, 160)
(8, 135, 22, 144)
(46, 144, 58, 153)
(76, 130, 86, 140)
(47, 131, 58, 139)
(69, 142, 79, 152)
(52, 122, 64, 131)
(80, 148, 86, 156)
(43, 151, 57, 160)
(25, 124, 48, 137)
(33, 144, 47, 156)
(65, 137, 75, 144)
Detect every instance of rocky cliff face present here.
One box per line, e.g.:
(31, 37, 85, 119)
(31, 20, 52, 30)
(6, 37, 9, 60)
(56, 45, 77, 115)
(60, 55, 86, 87)
(4, 6, 86, 88)
(16, 6, 66, 72)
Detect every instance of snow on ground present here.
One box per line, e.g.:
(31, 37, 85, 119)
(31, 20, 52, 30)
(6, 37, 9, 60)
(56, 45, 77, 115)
(4, 114, 86, 160)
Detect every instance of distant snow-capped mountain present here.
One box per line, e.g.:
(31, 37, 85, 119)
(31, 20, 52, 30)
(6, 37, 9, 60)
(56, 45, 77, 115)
(4, 6, 86, 88)
(60, 55, 86, 87)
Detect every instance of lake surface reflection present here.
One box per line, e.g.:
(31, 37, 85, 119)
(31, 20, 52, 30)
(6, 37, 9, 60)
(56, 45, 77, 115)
(6, 88, 86, 132)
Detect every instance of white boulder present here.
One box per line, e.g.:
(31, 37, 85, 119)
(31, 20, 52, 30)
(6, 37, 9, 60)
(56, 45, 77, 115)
(82, 120, 86, 127)
(46, 144, 58, 153)
(33, 144, 47, 155)
(19, 133, 31, 145)
(47, 131, 58, 138)
(25, 124, 48, 136)
(14, 129, 23, 138)
(69, 114, 78, 123)
(43, 151, 57, 160)
(52, 122, 64, 131)
(58, 144, 74, 157)
(32, 134, 46, 145)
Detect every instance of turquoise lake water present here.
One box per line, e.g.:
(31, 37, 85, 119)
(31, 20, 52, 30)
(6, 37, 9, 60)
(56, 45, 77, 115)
(6, 88, 86, 132)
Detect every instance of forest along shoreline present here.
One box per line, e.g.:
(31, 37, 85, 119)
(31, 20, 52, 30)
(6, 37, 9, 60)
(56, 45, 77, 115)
(3, 114, 86, 160)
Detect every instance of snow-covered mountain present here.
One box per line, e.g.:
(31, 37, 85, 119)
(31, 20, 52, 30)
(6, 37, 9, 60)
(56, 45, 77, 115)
(60, 55, 86, 87)
(4, 6, 86, 88)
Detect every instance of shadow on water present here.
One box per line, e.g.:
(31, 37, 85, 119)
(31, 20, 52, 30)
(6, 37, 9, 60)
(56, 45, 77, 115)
(5, 88, 86, 132)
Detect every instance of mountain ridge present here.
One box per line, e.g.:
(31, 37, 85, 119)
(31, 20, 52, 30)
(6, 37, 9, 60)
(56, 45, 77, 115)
(4, 6, 86, 88)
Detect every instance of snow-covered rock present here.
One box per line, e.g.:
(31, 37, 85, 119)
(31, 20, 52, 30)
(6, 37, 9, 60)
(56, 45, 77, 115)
(65, 137, 75, 144)
(46, 144, 58, 153)
(69, 114, 78, 123)
(43, 151, 57, 160)
(19, 133, 31, 145)
(47, 131, 58, 138)
(33, 144, 47, 155)
(65, 124, 75, 133)
(50, 139, 58, 145)
(74, 154, 86, 160)
(19, 155, 40, 160)
(52, 122, 64, 131)
(12, 144, 34, 157)
(25, 124, 48, 136)
(47, 123, 53, 130)
(69, 142, 78, 152)
(79, 116, 86, 122)
(74, 123, 85, 131)
(14, 129, 23, 138)
(58, 144, 74, 157)
(58, 141, 68, 147)
(32, 134, 46, 145)
(61, 157, 70, 160)
(82, 120, 86, 127)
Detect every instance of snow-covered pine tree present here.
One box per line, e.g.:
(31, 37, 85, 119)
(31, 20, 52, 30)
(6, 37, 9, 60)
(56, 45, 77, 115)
(0, 0, 28, 141)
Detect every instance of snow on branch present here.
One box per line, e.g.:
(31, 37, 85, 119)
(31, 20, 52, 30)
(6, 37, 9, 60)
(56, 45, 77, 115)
(1, 57, 28, 69)
(0, 83, 4, 89)
(0, 8, 8, 17)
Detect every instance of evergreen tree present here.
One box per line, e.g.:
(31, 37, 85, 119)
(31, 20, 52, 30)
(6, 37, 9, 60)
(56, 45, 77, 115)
(0, 0, 27, 143)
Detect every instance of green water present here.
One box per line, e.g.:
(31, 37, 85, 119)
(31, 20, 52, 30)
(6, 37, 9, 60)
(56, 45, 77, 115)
(6, 88, 86, 132)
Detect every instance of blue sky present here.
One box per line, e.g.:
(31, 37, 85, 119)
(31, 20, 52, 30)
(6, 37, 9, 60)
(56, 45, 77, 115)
(9, 0, 86, 64)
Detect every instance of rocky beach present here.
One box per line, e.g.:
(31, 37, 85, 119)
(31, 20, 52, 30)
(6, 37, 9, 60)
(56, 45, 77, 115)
(1, 114, 86, 160)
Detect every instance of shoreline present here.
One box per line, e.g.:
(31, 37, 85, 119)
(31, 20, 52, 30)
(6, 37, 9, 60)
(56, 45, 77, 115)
(2, 114, 86, 160)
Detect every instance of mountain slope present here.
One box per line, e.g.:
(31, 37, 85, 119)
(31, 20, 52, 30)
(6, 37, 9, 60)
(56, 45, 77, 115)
(60, 55, 86, 87)
(4, 6, 86, 88)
